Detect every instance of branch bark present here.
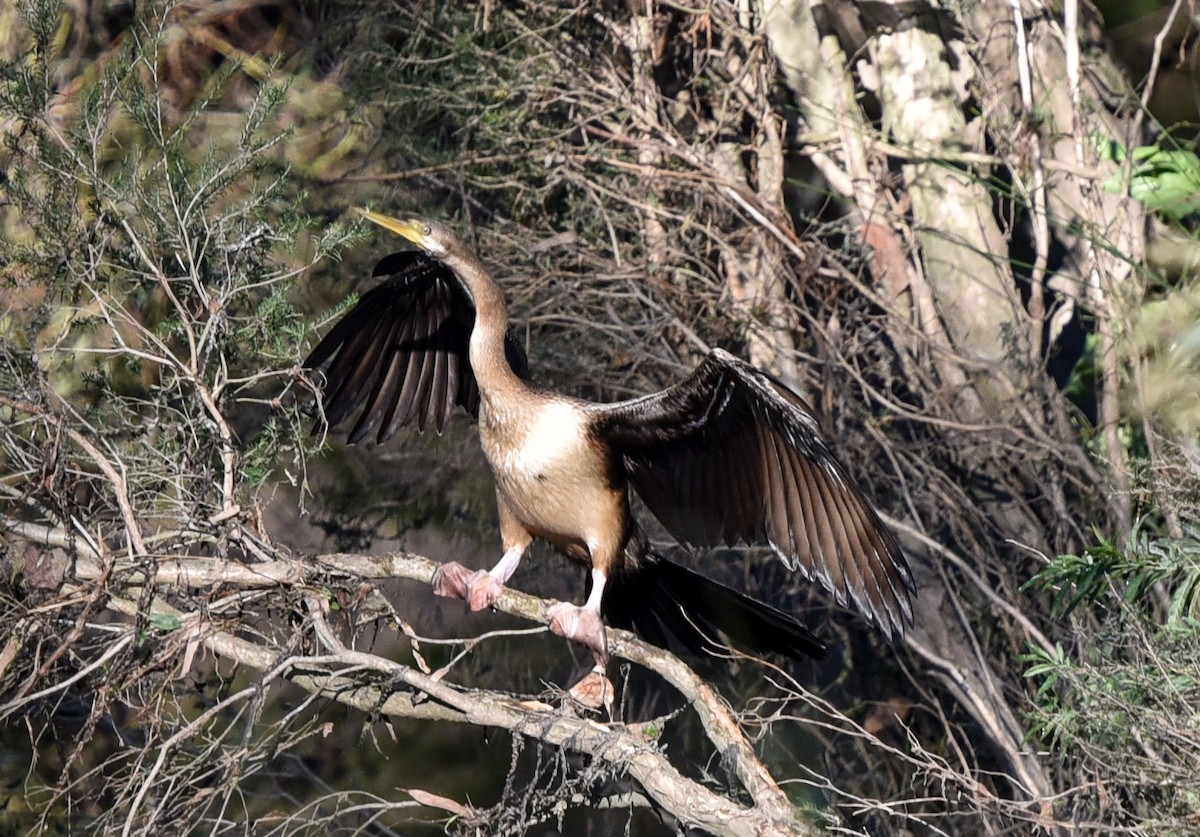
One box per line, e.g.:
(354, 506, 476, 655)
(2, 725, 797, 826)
(18, 535, 821, 836)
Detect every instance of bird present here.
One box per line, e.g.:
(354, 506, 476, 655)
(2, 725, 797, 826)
(304, 210, 914, 702)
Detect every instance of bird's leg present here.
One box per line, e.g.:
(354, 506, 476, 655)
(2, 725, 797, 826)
(431, 546, 524, 610)
(437, 502, 533, 609)
(547, 569, 610, 664)
(548, 569, 614, 712)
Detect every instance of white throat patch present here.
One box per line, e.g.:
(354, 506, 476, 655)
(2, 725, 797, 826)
(498, 401, 584, 476)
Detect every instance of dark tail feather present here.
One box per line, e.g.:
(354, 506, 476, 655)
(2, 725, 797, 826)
(601, 554, 825, 660)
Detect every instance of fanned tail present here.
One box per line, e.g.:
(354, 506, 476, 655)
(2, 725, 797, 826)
(601, 552, 825, 660)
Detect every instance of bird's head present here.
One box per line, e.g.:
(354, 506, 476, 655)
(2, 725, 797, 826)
(358, 209, 455, 259)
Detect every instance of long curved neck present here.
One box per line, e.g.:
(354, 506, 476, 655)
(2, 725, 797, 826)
(444, 250, 527, 400)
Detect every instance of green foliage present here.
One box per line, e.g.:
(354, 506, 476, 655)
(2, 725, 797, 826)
(147, 611, 183, 632)
(0, 8, 353, 519)
(1024, 527, 1200, 826)
(1101, 138, 1200, 222)
(0, 5, 375, 831)
(1099, 132, 1200, 440)
(1023, 532, 1120, 616)
(1126, 283, 1200, 439)
(1027, 523, 1200, 620)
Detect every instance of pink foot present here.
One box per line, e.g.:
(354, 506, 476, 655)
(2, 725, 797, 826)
(466, 572, 504, 611)
(568, 666, 614, 714)
(431, 562, 475, 600)
(546, 602, 609, 664)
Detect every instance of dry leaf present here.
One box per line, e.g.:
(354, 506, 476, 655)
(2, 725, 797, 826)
(405, 789, 473, 818)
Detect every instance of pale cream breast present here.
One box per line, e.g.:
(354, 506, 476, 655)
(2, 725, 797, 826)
(480, 398, 625, 556)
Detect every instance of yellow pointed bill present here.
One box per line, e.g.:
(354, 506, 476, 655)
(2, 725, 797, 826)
(358, 209, 424, 245)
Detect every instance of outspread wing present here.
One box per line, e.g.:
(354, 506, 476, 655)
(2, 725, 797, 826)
(303, 252, 479, 441)
(590, 348, 914, 640)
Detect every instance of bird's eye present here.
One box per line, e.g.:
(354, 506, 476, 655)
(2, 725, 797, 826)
(422, 224, 432, 236)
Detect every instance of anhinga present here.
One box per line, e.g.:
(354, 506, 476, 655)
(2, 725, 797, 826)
(305, 210, 914, 701)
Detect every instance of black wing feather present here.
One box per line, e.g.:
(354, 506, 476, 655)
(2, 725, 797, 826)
(591, 348, 914, 641)
(304, 252, 479, 442)
(345, 312, 407, 443)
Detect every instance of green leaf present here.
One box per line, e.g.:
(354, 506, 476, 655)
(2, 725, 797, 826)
(147, 612, 183, 631)
(1103, 141, 1200, 221)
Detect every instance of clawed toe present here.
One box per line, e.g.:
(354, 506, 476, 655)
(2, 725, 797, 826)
(431, 562, 475, 600)
(568, 666, 614, 714)
(466, 571, 504, 611)
(546, 602, 609, 665)
(433, 563, 505, 611)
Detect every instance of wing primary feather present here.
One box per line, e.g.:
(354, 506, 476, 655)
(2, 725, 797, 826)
(393, 335, 425, 429)
(428, 338, 449, 432)
(304, 281, 398, 371)
(776, 429, 841, 601)
(441, 313, 461, 429)
(776, 439, 809, 559)
(317, 307, 386, 417)
(812, 461, 872, 622)
(412, 298, 439, 432)
(426, 281, 452, 432)
(671, 444, 699, 545)
(366, 343, 410, 444)
(701, 446, 723, 543)
(841, 486, 912, 634)
(809, 451, 911, 636)
(709, 441, 733, 544)
(824, 469, 888, 623)
(376, 310, 420, 441)
(441, 350, 459, 430)
(805, 454, 857, 608)
(761, 427, 794, 572)
(776, 440, 819, 585)
(324, 303, 397, 428)
(346, 313, 406, 444)
(730, 430, 762, 543)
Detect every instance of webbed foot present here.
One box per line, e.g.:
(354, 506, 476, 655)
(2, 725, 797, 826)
(465, 571, 505, 611)
(431, 561, 476, 600)
(568, 665, 614, 714)
(546, 601, 609, 665)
